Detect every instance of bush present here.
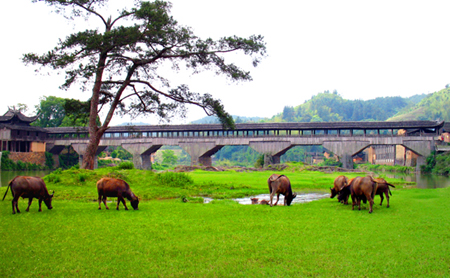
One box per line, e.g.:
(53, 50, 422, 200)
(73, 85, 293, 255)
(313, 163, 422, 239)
(156, 172, 194, 188)
(118, 161, 134, 170)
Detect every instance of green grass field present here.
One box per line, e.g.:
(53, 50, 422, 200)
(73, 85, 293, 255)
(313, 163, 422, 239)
(0, 167, 448, 277)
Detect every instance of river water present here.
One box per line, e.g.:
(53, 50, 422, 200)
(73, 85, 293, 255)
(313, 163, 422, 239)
(0, 170, 52, 188)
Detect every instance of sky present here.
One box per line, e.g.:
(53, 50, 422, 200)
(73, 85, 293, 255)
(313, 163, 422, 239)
(2, 0, 450, 126)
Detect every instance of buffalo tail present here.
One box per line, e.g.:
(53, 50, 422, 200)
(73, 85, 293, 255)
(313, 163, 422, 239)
(2, 183, 10, 201)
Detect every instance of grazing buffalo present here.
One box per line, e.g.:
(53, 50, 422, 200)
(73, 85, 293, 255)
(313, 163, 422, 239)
(373, 178, 395, 208)
(337, 177, 358, 205)
(340, 176, 378, 213)
(2, 176, 54, 214)
(267, 174, 297, 207)
(97, 178, 139, 210)
(330, 175, 348, 199)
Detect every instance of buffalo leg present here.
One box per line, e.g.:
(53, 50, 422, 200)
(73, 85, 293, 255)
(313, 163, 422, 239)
(379, 193, 384, 206)
(269, 192, 275, 207)
(368, 197, 374, 213)
(351, 195, 356, 210)
(385, 192, 390, 208)
(26, 198, 33, 212)
(102, 197, 109, 210)
(274, 194, 280, 206)
(38, 199, 43, 212)
(118, 197, 128, 210)
(98, 195, 102, 210)
(12, 199, 18, 214)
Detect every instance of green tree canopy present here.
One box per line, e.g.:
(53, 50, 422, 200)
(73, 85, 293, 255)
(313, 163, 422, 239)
(24, 0, 266, 169)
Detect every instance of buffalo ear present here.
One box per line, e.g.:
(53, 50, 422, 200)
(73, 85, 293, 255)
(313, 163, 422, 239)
(51, 191, 55, 197)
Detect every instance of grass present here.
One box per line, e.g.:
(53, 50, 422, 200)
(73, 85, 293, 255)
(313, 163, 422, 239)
(0, 167, 448, 277)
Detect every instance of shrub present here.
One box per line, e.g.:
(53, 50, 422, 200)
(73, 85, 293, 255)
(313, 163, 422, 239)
(156, 172, 194, 188)
(45, 152, 54, 169)
(118, 161, 134, 170)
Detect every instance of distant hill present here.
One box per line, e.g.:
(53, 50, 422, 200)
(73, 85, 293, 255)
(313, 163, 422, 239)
(265, 90, 428, 123)
(190, 115, 265, 124)
(387, 87, 450, 121)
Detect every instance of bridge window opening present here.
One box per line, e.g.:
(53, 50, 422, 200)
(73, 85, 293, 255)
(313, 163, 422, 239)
(104, 133, 111, 138)
(327, 130, 338, 136)
(353, 130, 364, 136)
(339, 130, 350, 136)
(379, 129, 391, 136)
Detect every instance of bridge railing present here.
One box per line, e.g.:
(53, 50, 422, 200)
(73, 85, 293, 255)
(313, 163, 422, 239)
(46, 128, 430, 140)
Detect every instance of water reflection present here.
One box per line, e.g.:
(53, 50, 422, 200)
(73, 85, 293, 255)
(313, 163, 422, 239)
(374, 172, 450, 189)
(0, 170, 52, 187)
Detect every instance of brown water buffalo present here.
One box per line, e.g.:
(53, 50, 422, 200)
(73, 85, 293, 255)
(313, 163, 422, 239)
(330, 175, 348, 199)
(373, 178, 395, 208)
(267, 174, 297, 207)
(97, 177, 139, 210)
(337, 177, 358, 205)
(2, 176, 54, 214)
(340, 176, 378, 213)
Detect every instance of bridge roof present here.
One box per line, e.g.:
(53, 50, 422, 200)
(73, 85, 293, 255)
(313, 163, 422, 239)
(44, 120, 444, 134)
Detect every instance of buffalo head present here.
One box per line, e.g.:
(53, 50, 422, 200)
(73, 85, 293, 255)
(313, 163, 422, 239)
(330, 187, 337, 198)
(130, 197, 139, 210)
(286, 192, 297, 206)
(44, 191, 54, 210)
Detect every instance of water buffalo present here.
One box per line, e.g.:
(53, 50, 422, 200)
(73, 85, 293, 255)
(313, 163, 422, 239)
(337, 177, 358, 205)
(267, 174, 297, 207)
(340, 176, 378, 213)
(97, 177, 139, 210)
(373, 178, 395, 208)
(330, 175, 348, 199)
(2, 176, 54, 214)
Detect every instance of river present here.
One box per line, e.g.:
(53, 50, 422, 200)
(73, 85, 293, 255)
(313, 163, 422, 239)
(0, 170, 52, 188)
(1, 170, 450, 188)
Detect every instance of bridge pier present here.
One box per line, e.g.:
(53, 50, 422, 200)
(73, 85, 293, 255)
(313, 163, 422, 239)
(71, 144, 106, 169)
(249, 141, 292, 167)
(322, 140, 371, 169)
(121, 143, 162, 170)
(46, 144, 65, 169)
(179, 142, 223, 166)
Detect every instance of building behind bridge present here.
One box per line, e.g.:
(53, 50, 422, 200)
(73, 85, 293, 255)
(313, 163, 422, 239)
(0, 109, 48, 166)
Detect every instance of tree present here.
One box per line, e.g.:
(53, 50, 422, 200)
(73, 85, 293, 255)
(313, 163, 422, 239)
(32, 96, 66, 127)
(162, 149, 177, 165)
(24, 0, 266, 169)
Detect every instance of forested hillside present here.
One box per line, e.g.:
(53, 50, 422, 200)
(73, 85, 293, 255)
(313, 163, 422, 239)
(269, 90, 427, 123)
(388, 87, 450, 121)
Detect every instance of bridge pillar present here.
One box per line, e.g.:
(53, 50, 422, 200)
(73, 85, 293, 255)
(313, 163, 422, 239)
(249, 141, 292, 167)
(46, 143, 66, 169)
(178, 142, 223, 166)
(71, 144, 106, 169)
(402, 139, 435, 172)
(322, 140, 371, 169)
(121, 143, 162, 170)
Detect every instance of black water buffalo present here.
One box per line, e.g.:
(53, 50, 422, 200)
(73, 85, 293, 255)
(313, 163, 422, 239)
(373, 178, 395, 208)
(330, 175, 348, 199)
(340, 176, 378, 213)
(2, 176, 54, 214)
(267, 174, 297, 207)
(97, 177, 139, 210)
